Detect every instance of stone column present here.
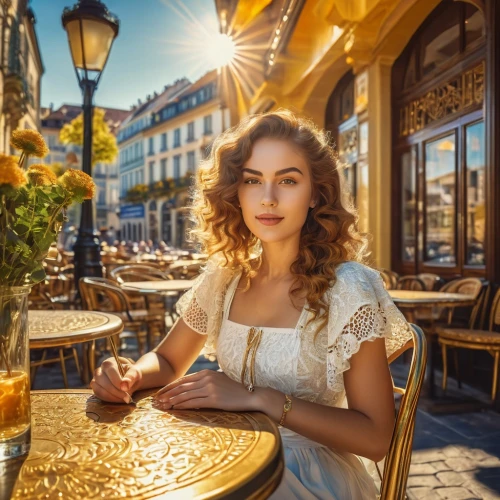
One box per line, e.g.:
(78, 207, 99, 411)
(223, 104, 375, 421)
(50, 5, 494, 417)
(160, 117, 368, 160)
(365, 56, 394, 269)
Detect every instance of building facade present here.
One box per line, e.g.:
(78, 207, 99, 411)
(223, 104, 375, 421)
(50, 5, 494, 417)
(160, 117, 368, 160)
(41, 104, 129, 230)
(216, 0, 500, 284)
(0, 0, 43, 151)
(118, 71, 230, 247)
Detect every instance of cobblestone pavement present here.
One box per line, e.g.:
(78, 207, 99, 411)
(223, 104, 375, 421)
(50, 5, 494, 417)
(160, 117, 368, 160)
(32, 342, 500, 500)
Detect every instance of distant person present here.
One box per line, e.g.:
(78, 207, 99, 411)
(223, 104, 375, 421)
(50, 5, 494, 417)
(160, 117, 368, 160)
(91, 110, 411, 499)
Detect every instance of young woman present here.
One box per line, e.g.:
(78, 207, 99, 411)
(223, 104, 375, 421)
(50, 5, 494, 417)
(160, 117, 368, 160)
(91, 110, 411, 499)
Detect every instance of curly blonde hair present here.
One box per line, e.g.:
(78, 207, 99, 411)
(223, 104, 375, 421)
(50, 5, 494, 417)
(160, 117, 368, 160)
(189, 109, 369, 330)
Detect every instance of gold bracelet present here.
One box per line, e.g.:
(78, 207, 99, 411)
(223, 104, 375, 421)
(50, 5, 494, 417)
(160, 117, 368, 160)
(278, 394, 292, 427)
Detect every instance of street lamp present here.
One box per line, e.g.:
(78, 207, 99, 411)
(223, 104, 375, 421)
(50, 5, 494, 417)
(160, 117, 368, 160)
(62, 0, 119, 285)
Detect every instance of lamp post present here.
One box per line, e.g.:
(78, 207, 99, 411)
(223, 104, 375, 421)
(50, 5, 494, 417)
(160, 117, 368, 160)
(62, 0, 119, 285)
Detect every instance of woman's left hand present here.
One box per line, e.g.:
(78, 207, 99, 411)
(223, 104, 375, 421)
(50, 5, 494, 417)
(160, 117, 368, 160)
(152, 369, 259, 412)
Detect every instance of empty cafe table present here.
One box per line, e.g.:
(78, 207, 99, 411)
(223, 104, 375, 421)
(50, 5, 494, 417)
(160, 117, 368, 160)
(388, 290, 476, 324)
(388, 290, 476, 403)
(29, 310, 124, 385)
(120, 280, 195, 295)
(5, 390, 284, 499)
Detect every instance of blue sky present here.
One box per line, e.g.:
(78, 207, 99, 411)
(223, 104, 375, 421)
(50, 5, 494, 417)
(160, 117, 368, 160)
(31, 0, 219, 110)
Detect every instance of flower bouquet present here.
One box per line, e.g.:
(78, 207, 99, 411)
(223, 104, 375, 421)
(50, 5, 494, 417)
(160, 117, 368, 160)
(0, 129, 95, 459)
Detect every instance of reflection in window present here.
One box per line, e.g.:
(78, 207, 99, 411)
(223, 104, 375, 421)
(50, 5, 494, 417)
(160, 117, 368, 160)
(402, 149, 417, 261)
(425, 135, 456, 264)
(466, 121, 485, 265)
(343, 164, 356, 199)
(465, 5, 485, 47)
(421, 7, 460, 76)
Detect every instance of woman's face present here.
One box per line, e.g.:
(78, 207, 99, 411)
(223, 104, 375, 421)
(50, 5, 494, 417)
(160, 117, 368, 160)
(237, 138, 316, 244)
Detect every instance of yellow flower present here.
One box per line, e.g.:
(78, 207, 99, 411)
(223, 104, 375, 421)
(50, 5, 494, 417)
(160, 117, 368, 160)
(57, 168, 95, 201)
(10, 129, 49, 158)
(0, 155, 27, 187)
(27, 164, 58, 186)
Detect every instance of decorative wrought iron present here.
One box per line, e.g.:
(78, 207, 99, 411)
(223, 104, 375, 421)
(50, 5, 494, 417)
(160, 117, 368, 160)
(399, 62, 484, 137)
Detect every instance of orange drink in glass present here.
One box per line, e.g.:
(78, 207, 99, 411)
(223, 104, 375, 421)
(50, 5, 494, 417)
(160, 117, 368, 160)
(0, 371, 30, 440)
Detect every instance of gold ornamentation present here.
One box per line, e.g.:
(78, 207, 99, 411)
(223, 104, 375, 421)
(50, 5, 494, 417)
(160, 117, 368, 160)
(399, 62, 484, 137)
(278, 395, 292, 427)
(241, 327, 263, 391)
(29, 311, 109, 335)
(8, 391, 282, 499)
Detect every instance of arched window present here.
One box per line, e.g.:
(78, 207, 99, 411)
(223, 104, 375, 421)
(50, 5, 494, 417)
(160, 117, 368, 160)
(325, 70, 357, 197)
(392, 0, 485, 277)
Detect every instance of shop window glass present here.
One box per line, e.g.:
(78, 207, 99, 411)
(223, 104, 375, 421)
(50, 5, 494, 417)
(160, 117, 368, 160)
(421, 7, 460, 76)
(465, 121, 485, 265)
(401, 148, 417, 262)
(465, 5, 485, 48)
(425, 134, 456, 264)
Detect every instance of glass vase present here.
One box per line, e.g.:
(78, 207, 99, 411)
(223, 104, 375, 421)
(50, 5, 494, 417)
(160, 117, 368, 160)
(0, 285, 31, 461)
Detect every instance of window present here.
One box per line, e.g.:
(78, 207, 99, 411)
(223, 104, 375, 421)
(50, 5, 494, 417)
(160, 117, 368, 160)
(401, 148, 417, 262)
(148, 137, 154, 155)
(149, 161, 155, 183)
(174, 128, 181, 148)
(160, 158, 167, 179)
(187, 122, 195, 142)
(398, 3, 484, 92)
(425, 134, 456, 265)
(187, 151, 195, 173)
(173, 155, 181, 179)
(465, 121, 485, 265)
(203, 115, 212, 135)
(98, 188, 106, 205)
(161, 133, 167, 151)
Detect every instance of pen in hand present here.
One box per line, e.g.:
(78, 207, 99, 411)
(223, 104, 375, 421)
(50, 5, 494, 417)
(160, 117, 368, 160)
(109, 337, 136, 405)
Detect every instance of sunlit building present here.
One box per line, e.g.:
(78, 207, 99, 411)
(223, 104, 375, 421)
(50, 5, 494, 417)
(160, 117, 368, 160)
(119, 71, 229, 247)
(41, 104, 130, 230)
(0, 0, 43, 152)
(216, 0, 499, 283)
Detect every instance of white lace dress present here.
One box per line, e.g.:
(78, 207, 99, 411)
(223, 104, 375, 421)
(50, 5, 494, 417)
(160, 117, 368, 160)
(177, 260, 411, 500)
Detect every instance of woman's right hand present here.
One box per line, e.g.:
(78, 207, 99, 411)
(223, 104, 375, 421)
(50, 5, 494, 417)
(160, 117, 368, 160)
(90, 356, 142, 403)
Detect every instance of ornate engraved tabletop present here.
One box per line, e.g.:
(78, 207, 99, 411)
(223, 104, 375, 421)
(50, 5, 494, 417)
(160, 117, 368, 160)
(7, 390, 283, 499)
(28, 311, 124, 349)
(120, 280, 195, 294)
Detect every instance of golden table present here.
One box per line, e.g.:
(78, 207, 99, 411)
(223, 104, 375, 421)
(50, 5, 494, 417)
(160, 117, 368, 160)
(5, 390, 283, 499)
(120, 280, 195, 295)
(388, 290, 476, 401)
(29, 310, 124, 385)
(388, 290, 476, 323)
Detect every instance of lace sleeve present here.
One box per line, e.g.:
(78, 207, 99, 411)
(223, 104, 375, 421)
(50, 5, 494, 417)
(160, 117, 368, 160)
(326, 262, 412, 393)
(175, 273, 209, 334)
(175, 255, 236, 358)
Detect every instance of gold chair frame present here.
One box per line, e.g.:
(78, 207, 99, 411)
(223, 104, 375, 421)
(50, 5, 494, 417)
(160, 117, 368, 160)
(380, 324, 427, 500)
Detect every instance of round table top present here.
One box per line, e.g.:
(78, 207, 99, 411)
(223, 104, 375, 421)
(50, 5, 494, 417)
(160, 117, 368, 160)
(121, 280, 195, 294)
(167, 260, 203, 269)
(7, 390, 283, 499)
(388, 290, 476, 307)
(29, 310, 123, 349)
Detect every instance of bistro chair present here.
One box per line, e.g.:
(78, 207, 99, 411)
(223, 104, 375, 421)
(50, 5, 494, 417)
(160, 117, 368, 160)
(28, 281, 81, 388)
(110, 264, 172, 335)
(79, 277, 149, 366)
(416, 273, 444, 291)
(396, 276, 426, 291)
(379, 324, 427, 499)
(379, 269, 400, 290)
(438, 287, 500, 401)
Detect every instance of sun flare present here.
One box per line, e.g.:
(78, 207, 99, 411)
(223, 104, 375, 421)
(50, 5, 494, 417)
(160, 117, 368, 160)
(204, 33, 236, 69)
